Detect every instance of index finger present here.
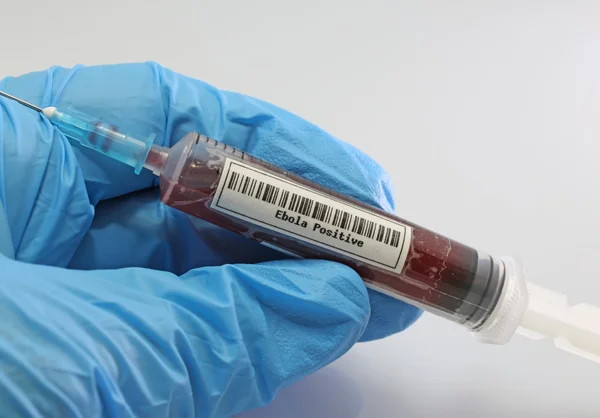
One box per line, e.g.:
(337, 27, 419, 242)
(1, 62, 396, 211)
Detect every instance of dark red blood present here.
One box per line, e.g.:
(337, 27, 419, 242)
(159, 149, 479, 321)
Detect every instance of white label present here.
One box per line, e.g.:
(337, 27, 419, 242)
(210, 159, 412, 273)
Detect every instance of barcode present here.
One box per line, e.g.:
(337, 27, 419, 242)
(226, 170, 403, 248)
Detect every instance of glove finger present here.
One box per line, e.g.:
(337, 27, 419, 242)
(0, 63, 395, 211)
(70, 188, 421, 339)
(359, 289, 422, 341)
(68, 188, 286, 274)
(0, 256, 369, 417)
(0, 97, 93, 266)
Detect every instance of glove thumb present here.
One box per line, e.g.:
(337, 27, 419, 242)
(0, 257, 370, 417)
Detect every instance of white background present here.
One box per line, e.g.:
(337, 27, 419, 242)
(2, 1, 600, 417)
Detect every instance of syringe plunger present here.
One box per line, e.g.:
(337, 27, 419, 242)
(518, 283, 600, 363)
(471, 257, 600, 364)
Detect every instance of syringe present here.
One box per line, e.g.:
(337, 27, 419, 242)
(2, 91, 600, 364)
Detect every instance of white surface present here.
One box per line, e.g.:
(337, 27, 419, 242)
(3, 1, 600, 416)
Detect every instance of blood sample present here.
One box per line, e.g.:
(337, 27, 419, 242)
(149, 133, 505, 329)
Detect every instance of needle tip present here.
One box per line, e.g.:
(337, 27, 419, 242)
(0, 91, 44, 113)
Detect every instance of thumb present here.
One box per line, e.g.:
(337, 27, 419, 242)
(0, 256, 369, 418)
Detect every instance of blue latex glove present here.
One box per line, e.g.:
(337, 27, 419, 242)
(0, 63, 421, 417)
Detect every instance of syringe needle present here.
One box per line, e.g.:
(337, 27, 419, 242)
(0, 91, 43, 113)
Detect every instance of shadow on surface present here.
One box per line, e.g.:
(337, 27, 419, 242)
(234, 367, 363, 418)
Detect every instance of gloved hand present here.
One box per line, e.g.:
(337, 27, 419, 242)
(0, 63, 421, 418)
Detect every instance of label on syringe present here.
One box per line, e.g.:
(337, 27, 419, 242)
(210, 158, 412, 273)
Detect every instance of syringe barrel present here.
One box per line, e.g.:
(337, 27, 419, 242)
(155, 132, 508, 330)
